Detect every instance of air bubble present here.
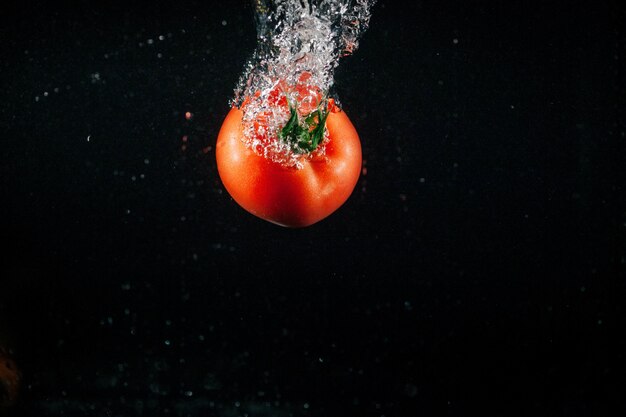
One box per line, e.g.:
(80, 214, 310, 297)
(231, 0, 376, 168)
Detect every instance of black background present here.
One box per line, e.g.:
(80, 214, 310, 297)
(1, 0, 625, 416)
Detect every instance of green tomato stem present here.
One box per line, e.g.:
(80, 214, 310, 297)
(278, 101, 329, 154)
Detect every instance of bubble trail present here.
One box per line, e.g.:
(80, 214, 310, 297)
(231, 0, 376, 168)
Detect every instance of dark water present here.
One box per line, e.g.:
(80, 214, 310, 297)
(1, 1, 624, 416)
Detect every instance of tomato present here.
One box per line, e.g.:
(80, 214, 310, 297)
(216, 104, 361, 227)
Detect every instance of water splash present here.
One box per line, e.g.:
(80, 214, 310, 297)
(231, 0, 376, 168)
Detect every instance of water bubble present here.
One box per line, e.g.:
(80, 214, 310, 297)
(231, 0, 376, 168)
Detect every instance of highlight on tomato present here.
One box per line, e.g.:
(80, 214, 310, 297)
(216, 73, 361, 228)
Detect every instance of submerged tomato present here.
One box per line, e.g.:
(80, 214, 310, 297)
(216, 105, 361, 227)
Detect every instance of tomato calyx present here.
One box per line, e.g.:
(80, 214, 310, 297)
(278, 102, 330, 154)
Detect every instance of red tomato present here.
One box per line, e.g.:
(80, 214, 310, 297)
(216, 105, 361, 227)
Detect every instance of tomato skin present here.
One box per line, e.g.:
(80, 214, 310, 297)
(216, 107, 361, 227)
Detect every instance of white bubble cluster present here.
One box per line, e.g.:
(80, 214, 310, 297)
(231, 0, 376, 168)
